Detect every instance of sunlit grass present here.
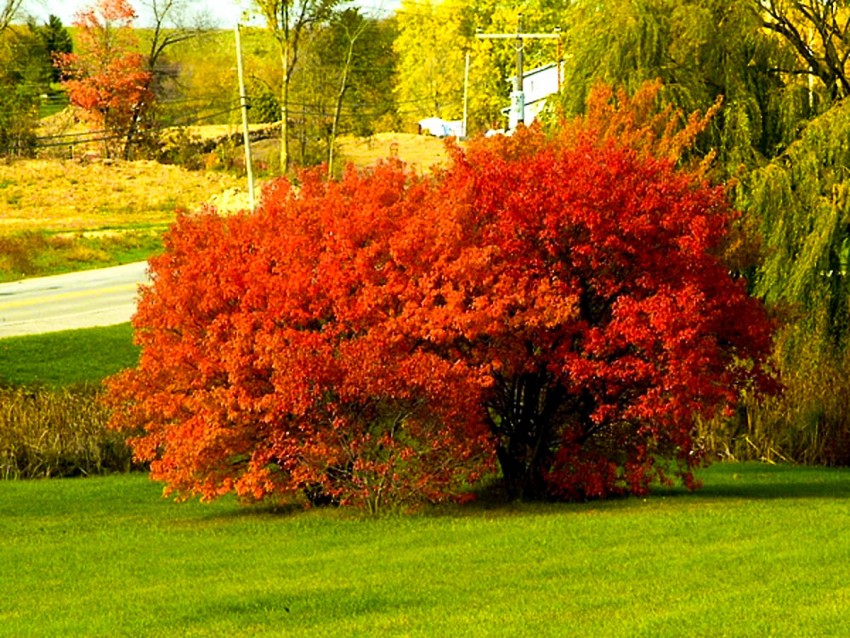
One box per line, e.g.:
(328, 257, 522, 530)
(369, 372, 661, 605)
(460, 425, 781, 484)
(0, 228, 163, 282)
(1, 463, 848, 636)
(335, 132, 451, 174)
(0, 157, 246, 280)
(0, 323, 138, 386)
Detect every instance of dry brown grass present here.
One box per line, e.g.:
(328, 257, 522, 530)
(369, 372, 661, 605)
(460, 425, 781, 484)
(0, 386, 134, 479)
(249, 132, 452, 175)
(336, 132, 453, 173)
(0, 159, 246, 231)
(0, 132, 448, 234)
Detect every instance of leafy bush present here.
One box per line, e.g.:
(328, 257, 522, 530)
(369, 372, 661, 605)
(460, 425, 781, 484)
(107, 93, 774, 509)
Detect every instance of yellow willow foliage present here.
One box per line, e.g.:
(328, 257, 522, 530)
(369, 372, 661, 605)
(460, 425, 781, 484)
(732, 99, 850, 464)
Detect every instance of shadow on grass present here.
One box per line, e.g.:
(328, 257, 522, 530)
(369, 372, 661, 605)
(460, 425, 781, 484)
(190, 463, 850, 523)
(654, 463, 850, 501)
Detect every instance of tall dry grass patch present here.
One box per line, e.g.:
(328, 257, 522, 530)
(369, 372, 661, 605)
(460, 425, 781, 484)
(697, 333, 850, 466)
(0, 159, 246, 232)
(0, 386, 134, 478)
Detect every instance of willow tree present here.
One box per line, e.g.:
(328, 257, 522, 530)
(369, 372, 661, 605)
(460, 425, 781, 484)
(734, 101, 850, 464)
(555, 0, 804, 173)
(253, 0, 341, 173)
(754, 0, 850, 102)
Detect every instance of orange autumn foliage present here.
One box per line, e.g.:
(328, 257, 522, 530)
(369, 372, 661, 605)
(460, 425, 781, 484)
(107, 86, 775, 507)
(55, 0, 153, 158)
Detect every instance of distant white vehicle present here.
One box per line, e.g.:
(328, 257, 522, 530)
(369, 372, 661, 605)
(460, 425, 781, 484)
(418, 117, 464, 138)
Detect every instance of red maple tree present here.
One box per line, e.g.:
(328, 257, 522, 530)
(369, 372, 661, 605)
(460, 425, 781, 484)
(55, 0, 153, 159)
(397, 127, 774, 499)
(107, 88, 775, 508)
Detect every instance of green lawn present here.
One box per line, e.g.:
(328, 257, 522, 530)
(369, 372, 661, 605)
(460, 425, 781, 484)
(1, 462, 849, 636)
(0, 323, 139, 386)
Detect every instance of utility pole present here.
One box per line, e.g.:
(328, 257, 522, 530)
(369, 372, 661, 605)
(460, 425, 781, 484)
(476, 15, 562, 131)
(235, 24, 256, 210)
(462, 50, 470, 138)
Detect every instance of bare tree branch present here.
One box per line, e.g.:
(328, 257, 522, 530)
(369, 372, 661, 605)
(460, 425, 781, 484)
(0, 0, 24, 33)
(754, 0, 850, 99)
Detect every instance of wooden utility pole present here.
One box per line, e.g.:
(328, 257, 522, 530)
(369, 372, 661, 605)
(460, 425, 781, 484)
(462, 50, 470, 138)
(476, 15, 562, 131)
(235, 24, 256, 210)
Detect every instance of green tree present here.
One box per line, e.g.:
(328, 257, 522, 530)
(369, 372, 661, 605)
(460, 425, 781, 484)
(252, 0, 342, 173)
(33, 15, 73, 83)
(556, 0, 801, 172)
(325, 9, 367, 175)
(393, 0, 472, 126)
(313, 10, 398, 173)
(731, 100, 850, 464)
(0, 23, 51, 155)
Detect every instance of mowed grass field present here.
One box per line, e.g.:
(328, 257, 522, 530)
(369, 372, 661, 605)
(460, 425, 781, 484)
(1, 463, 849, 636)
(0, 323, 139, 386)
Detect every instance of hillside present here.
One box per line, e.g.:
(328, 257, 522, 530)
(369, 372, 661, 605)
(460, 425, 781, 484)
(0, 159, 246, 232)
(336, 132, 452, 173)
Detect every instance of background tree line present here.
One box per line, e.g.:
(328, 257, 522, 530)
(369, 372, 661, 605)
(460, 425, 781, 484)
(0, 0, 400, 167)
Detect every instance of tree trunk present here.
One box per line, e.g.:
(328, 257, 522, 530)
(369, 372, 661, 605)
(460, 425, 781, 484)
(489, 372, 563, 500)
(328, 37, 355, 177)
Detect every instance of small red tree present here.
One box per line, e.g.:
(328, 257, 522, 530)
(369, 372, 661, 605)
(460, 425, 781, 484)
(55, 0, 153, 159)
(107, 87, 775, 507)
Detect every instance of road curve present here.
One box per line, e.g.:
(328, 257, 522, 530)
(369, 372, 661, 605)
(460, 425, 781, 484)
(0, 262, 150, 338)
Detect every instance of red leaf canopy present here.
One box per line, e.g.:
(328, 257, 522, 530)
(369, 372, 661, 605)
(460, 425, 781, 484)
(108, 122, 774, 507)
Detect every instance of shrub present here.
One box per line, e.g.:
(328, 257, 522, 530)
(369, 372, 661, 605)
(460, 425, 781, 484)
(107, 89, 775, 509)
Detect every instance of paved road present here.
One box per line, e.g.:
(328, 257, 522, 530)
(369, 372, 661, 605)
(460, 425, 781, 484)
(0, 262, 150, 338)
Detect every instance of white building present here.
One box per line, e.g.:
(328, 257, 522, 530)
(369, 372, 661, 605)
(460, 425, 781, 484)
(505, 62, 563, 130)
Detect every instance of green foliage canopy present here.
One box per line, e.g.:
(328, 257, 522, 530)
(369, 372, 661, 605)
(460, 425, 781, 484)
(556, 0, 810, 171)
(745, 100, 850, 343)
